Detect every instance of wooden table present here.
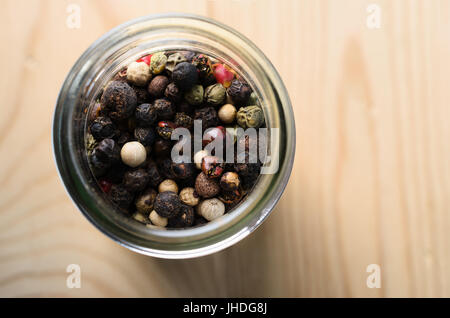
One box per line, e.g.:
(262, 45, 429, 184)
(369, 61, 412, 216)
(0, 0, 449, 297)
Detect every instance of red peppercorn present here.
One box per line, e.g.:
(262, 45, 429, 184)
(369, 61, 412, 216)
(212, 63, 235, 88)
(137, 54, 152, 65)
(99, 179, 112, 193)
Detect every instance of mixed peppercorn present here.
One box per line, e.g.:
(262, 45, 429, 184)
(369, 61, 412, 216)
(86, 50, 265, 229)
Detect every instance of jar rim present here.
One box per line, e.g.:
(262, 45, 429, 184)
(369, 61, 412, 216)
(53, 13, 295, 259)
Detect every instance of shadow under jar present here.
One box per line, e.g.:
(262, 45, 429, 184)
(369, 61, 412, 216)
(53, 14, 295, 259)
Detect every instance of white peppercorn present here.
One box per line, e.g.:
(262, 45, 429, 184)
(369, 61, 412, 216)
(120, 141, 146, 168)
(127, 61, 151, 86)
(149, 210, 168, 227)
(218, 104, 237, 124)
(179, 187, 200, 207)
(197, 198, 225, 221)
(158, 179, 179, 193)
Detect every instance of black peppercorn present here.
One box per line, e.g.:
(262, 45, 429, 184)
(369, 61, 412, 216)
(132, 86, 150, 105)
(177, 101, 194, 115)
(154, 98, 175, 120)
(168, 204, 194, 228)
(89, 153, 109, 177)
(104, 163, 128, 184)
(194, 107, 219, 130)
(116, 131, 131, 147)
(164, 82, 182, 103)
(123, 168, 150, 192)
(147, 160, 164, 187)
(171, 162, 196, 180)
(153, 138, 172, 157)
(135, 103, 157, 127)
(227, 79, 252, 105)
(148, 75, 169, 98)
(157, 158, 176, 179)
(154, 191, 181, 218)
(174, 112, 194, 129)
(110, 184, 134, 209)
(92, 138, 120, 165)
(194, 216, 208, 226)
(134, 127, 156, 147)
(172, 62, 198, 91)
(90, 116, 116, 141)
(100, 81, 137, 121)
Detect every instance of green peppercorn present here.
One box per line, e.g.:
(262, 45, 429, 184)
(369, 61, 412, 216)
(184, 84, 204, 106)
(204, 83, 226, 106)
(236, 105, 264, 129)
(150, 52, 167, 75)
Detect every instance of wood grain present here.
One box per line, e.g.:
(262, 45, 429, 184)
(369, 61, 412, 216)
(0, 0, 449, 297)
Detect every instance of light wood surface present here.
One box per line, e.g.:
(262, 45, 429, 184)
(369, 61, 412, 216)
(0, 0, 449, 297)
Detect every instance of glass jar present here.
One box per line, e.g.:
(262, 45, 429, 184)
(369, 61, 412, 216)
(53, 13, 295, 259)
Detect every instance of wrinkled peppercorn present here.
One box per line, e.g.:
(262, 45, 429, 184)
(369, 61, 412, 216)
(168, 204, 194, 228)
(123, 168, 150, 192)
(204, 83, 226, 106)
(201, 156, 225, 178)
(135, 188, 158, 214)
(192, 54, 212, 80)
(195, 172, 220, 198)
(135, 103, 157, 127)
(90, 116, 116, 141)
(220, 171, 240, 191)
(227, 79, 252, 105)
(153, 138, 172, 157)
(236, 105, 265, 129)
(184, 84, 204, 106)
(148, 75, 169, 97)
(154, 98, 175, 120)
(154, 191, 181, 218)
(172, 62, 198, 90)
(174, 112, 193, 129)
(177, 101, 194, 115)
(166, 52, 187, 73)
(158, 158, 176, 179)
(147, 160, 164, 187)
(156, 121, 175, 140)
(194, 107, 219, 130)
(164, 82, 182, 103)
(92, 138, 120, 166)
(132, 86, 150, 105)
(134, 127, 155, 147)
(110, 184, 134, 209)
(171, 162, 196, 180)
(101, 81, 137, 120)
